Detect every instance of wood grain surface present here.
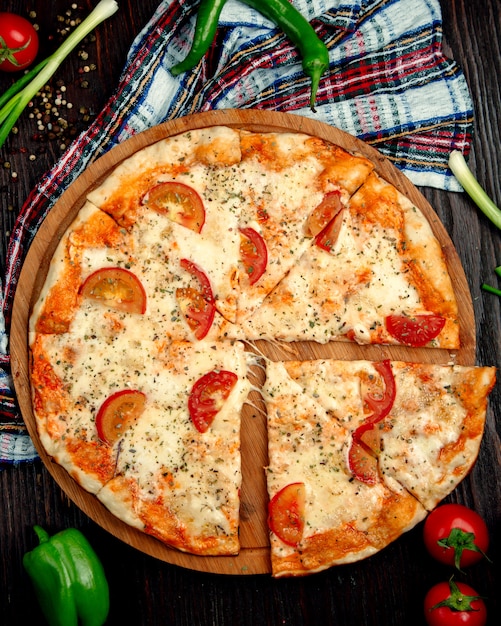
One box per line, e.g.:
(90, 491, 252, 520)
(1, 2, 499, 625)
(10, 109, 475, 575)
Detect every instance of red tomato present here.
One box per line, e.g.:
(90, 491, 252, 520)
(305, 191, 343, 237)
(0, 13, 39, 72)
(176, 258, 216, 340)
(364, 359, 396, 423)
(80, 267, 147, 314)
(239, 227, 268, 285)
(385, 313, 446, 347)
(424, 504, 490, 570)
(348, 438, 379, 485)
(141, 181, 205, 233)
(348, 360, 396, 485)
(424, 579, 487, 626)
(314, 206, 344, 252)
(268, 482, 306, 547)
(188, 370, 238, 433)
(96, 389, 146, 445)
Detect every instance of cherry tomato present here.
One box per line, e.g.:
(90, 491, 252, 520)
(424, 504, 490, 570)
(188, 370, 238, 433)
(314, 206, 344, 252)
(142, 181, 205, 233)
(0, 13, 39, 72)
(348, 360, 396, 485)
(176, 258, 216, 340)
(305, 191, 343, 237)
(239, 227, 268, 285)
(424, 579, 487, 626)
(80, 267, 147, 314)
(96, 389, 146, 444)
(268, 482, 305, 547)
(385, 313, 446, 347)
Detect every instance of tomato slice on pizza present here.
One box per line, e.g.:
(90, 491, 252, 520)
(176, 259, 216, 340)
(188, 370, 238, 433)
(347, 437, 379, 486)
(239, 227, 268, 285)
(314, 206, 345, 252)
(79, 267, 147, 314)
(141, 181, 205, 233)
(268, 482, 306, 547)
(363, 359, 396, 422)
(96, 389, 146, 445)
(305, 191, 343, 237)
(348, 360, 396, 485)
(385, 314, 446, 347)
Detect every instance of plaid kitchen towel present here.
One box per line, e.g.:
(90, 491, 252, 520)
(0, 0, 474, 464)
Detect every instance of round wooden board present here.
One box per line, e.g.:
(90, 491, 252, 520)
(10, 109, 475, 576)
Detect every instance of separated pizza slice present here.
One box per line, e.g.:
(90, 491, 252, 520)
(263, 358, 495, 577)
(262, 360, 428, 577)
(30, 333, 253, 555)
(237, 172, 459, 349)
(266, 358, 495, 561)
(233, 131, 374, 323)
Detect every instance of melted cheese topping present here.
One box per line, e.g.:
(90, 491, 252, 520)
(235, 172, 458, 347)
(239, 208, 426, 344)
(378, 363, 495, 509)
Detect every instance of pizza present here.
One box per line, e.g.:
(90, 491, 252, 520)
(28, 124, 495, 575)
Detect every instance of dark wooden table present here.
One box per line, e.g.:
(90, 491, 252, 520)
(1, 1, 500, 624)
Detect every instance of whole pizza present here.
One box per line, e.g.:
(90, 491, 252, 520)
(28, 124, 495, 577)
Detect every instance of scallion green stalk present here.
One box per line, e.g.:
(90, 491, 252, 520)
(448, 150, 501, 230)
(481, 283, 501, 297)
(0, 0, 118, 150)
(481, 265, 501, 297)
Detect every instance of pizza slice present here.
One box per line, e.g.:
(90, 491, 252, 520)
(262, 360, 428, 577)
(233, 131, 374, 322)
(86, 126, 244, 323)
(236, 172, 459, 349)
(30, 332, 253, 555)
(262, 358, 495, 577)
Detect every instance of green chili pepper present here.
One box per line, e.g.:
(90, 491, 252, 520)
(170, 0, 229, 77)
(238, 0, 329, 111)
(170, 0, 329, 111)
(23, 525, 110, 626)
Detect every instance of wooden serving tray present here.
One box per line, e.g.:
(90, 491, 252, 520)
(10, 109, 475, 576)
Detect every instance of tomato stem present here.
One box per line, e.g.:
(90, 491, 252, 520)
(437, 527, 491, 572)
(430, 577, 484, 613)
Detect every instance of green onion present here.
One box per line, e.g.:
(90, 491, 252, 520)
(481, 265, 501, 297)
(481, 283, 501, 297)
(0, 0, 118, 151)
(448, 150, 501, 230)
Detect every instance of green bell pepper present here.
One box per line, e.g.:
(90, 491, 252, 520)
(23, 525, 110, 626)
